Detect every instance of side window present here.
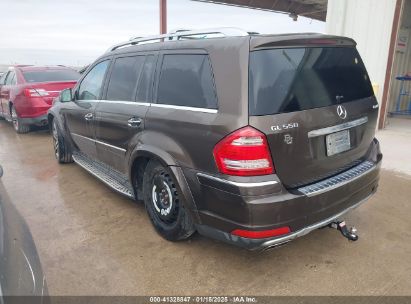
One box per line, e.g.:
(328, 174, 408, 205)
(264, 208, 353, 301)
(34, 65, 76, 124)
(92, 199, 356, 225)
(5, 72, 15, 85)
(157, 54, 217, 109)
(78, 60, 109, 100)
(136, 55, 156, 102)
(0, 72, 8, 85)
(10, 73, 17, 85)
(106, 56, 145, 101)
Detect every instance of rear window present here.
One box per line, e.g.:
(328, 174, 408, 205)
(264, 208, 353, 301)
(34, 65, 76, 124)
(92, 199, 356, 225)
(249, 47, 374, 116)
(106, 56, 145, 101)
(22, 69, 80, 83)
(157, 54, 217, 109)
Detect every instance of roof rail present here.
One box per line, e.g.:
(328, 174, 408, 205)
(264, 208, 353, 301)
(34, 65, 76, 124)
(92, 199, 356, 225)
(108, 27, 249, 52)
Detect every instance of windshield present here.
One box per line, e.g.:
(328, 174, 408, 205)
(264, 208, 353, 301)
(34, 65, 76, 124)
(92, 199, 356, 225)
(22, 69, 80, 83)
(249, 47, 374, 116)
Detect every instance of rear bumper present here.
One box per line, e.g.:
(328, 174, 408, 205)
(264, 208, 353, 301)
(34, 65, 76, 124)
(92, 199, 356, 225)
(20, 114, 48, 126)
(184, 139, 382, 250)
(196, 190, 376, 251)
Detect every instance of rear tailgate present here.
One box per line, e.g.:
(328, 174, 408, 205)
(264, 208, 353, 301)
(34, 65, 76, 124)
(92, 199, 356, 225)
(248, 41, 379, 188)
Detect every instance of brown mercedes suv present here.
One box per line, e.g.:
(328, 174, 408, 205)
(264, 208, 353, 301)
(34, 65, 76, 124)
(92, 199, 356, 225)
(48, 28, 382, 250)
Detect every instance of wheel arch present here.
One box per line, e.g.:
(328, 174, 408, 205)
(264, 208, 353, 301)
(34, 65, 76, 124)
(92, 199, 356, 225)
(128, 147, 200, 223)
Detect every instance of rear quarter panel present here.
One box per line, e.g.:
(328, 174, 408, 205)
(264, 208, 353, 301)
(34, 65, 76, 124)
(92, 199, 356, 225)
(141, 37, 251, 174)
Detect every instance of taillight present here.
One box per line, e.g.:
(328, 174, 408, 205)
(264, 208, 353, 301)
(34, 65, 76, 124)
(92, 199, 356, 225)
(231, 227, 291, 239)
(213, 126, 274, 176)
(24, 88, 49, 97)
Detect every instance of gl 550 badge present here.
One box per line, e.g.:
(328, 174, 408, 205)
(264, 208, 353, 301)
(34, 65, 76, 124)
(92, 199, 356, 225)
(271, 122, 299, 132)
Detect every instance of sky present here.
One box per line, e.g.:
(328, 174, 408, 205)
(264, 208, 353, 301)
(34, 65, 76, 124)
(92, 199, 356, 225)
(0, 0, 325, 67)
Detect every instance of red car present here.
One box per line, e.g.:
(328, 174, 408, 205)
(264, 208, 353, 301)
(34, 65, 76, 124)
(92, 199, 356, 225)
(0, 65, 80, 133)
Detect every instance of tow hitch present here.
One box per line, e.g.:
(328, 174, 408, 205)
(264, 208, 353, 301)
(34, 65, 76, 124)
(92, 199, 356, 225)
(329, 220, 359, 241)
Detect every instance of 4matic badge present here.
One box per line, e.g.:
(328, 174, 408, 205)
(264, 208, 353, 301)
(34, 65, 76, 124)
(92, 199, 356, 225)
(284, 134, 293, 145)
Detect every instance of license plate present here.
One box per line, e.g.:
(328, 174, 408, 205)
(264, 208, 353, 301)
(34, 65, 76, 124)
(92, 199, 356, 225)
(326, 130, 351, 156)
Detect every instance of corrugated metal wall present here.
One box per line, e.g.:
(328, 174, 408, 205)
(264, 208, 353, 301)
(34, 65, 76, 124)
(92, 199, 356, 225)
(388, 1, 411, 113)
(326, 0, 397, 104)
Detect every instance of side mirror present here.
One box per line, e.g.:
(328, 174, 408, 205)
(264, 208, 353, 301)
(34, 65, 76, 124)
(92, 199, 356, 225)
(60, 88, 73, 103)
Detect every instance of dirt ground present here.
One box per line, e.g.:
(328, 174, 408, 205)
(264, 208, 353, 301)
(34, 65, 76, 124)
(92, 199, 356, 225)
(0, 119, 410, 296)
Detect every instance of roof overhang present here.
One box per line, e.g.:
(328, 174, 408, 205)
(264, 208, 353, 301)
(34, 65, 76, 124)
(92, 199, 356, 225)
(192, 0, 327, 21)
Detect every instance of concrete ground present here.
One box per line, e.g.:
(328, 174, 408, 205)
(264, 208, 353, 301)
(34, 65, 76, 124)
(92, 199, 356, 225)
(0, 118, 410, 296)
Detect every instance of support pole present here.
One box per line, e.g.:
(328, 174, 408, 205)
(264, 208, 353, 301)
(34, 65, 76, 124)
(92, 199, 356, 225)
(160, 0, 167, 34)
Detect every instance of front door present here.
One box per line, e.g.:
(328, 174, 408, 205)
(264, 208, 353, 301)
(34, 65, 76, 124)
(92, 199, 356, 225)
(64, 60, 110, 159)
(94, 54, 157, 173)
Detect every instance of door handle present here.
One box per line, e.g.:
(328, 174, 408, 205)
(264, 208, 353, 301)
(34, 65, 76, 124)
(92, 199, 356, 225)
(84, 113, 94, 121)
(127, 117, 142, 128)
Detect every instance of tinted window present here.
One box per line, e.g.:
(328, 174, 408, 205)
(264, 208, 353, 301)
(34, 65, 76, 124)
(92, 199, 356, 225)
(22, 69, 80, 83)
(10, 73, 16, 85)
(249, 47, 374, 116)
(157, 54, 217, 109)
(78, 61, 110, 100)
(136, 55, 155, 102)
(5, 72, 15, 85)
(0, 72, 8, 85)
(106, 56, 145, 101)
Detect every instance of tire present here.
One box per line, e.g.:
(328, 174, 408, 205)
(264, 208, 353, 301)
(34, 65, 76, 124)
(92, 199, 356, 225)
(11, 105, 30, 134)
(51, 119, 73, 163)
(143, 160, 195, 241)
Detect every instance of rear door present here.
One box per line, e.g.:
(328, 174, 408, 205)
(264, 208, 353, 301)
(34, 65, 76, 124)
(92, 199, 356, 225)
(0, 71, 16, 119)
(248, 46, 378, 188)
(63, 60, 110, 158)
(94, 53, 157, 173)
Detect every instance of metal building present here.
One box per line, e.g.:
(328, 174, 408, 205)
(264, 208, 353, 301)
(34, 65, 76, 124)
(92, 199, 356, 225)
(192, 0, 411, 129)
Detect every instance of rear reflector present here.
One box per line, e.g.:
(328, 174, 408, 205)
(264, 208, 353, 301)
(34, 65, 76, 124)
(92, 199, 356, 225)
(213, 126, 274, 176)
(231, 227, 291, 239)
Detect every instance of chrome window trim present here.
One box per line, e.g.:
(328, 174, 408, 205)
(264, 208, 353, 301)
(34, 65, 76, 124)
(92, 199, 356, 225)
(307, 116, 368, 138)
(98, 100, 151, 106)
(197, 173, 277, 188)
(151, 103, 218, 113)
(72, 100, 217, 112)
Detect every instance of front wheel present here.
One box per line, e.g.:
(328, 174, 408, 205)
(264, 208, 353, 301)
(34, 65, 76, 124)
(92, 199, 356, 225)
(51, 119, 73, 163)
(11, 105, 30, 134)
(143, 160, 195, 241)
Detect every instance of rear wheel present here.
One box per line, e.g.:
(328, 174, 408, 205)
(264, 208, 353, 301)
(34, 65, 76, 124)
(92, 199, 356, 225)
(52, 119, 73, 163)
(11, 105, 30, 134)
(143, 160, 195, 241)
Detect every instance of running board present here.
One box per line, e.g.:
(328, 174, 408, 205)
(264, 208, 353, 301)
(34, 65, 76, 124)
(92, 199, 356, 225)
(72, 152, 135, 199)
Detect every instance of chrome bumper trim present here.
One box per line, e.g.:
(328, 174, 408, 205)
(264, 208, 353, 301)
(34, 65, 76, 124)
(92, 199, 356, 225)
(260, 191, 375, 250)
(298, 161, 376, 197)
(197, 173, 278, 188)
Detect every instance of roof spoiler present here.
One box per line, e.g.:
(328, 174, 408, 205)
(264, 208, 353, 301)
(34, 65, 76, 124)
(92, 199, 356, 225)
(250, 34, 356, 50)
